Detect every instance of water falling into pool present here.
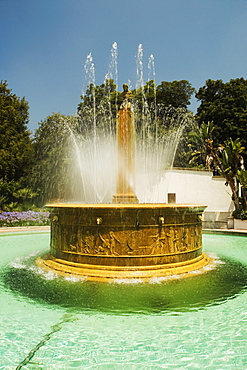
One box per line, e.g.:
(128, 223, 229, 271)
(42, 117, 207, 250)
(45, 43, 194, 204)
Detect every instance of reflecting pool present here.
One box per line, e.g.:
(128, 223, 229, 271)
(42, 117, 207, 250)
(0, 231, 247, 369)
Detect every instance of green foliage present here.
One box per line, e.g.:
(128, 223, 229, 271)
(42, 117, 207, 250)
(188, 121, 215, 167)
(0, 178, 38, 211)
(131, 79, 195, 109)
(78, 79, 195, 126)
(220, 138, 245, 177)
(156, 80, 195, 108)
(32, 113, 79, 205)
(236, 169, 247, 211)
(78, 79, 121, 134)
(78, 79, 195, 120)
(209, 137, 246, 211)
(132, 80, 195, 129)
(0, 80, 34, 209)
(196, 78, 247, 160)
(232, 209, 247, 220)
(237, 169, 247, 187)
(188, 123, 246, 211)
(77, 79, 196, 162)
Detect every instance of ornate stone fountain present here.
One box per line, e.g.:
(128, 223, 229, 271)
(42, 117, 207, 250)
(36, 85, 211, 282)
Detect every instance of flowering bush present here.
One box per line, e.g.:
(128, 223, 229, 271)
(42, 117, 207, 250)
(0, 211, 50, 227)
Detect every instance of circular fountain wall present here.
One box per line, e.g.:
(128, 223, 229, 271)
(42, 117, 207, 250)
(36, 203, 211, 282)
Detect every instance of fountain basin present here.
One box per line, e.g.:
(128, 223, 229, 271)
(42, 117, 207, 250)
(36, 203, 211, 282)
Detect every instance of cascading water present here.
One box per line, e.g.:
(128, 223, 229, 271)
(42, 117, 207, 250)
(148, 53, 157, 123)
(61, 43, 193, 204)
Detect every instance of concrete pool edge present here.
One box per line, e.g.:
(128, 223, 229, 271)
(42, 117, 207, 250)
(0, 226, 50, 234)
(203, 228, 247, 236)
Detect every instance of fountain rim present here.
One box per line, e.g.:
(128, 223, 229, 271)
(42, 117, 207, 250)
(46, 203, 207, 211)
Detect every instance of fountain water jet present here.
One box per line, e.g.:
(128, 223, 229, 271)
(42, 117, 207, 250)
(36, 83, 212, 282)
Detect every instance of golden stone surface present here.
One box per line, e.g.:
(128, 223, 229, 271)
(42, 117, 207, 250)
(113, 86, 138, 204)
(37, 203, 210, 282)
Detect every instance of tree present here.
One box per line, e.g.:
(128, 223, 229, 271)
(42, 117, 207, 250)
(77, 79, 195, 140)
(78, 79, 195, 119)
(188, 121, 246, 212)
(236, 169, 247, 214)
(156, 80, 195, 108)
(132, 80, 195, 109)
(131, 80, 195, 124)
(32, 113, 79, 205)
(205, 137, 245, 211)
(196, 78, 247, 159)
(77, 79, 121, 134)
(0, 80, 34, 209)
(188, 121, 215, 167)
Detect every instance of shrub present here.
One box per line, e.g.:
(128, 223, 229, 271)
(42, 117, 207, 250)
(0, 211, 50, 227)
(232, 209, 247, 220)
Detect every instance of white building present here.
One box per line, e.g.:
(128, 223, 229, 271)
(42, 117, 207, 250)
(159, 168, 234, 229)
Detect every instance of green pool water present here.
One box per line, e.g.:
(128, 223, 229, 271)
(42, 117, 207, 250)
(0, 231, 247, 369)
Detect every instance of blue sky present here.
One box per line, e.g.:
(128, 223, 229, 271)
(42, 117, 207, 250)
(1, 0, 247, 132)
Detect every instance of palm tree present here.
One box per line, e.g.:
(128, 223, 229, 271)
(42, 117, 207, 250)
(237, 169, 247, 212)
(189, 121, 246, 211)
(205, 137, 244, 211)
(188, 121, 215, 167)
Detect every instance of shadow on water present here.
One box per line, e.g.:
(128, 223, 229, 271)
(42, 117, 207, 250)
(1, 252, 247, 315)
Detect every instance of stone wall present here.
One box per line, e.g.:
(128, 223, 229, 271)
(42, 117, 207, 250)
(158, 168, 234, 229)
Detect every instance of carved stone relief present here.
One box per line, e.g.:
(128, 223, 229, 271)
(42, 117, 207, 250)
(56, 222, 202, 258)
